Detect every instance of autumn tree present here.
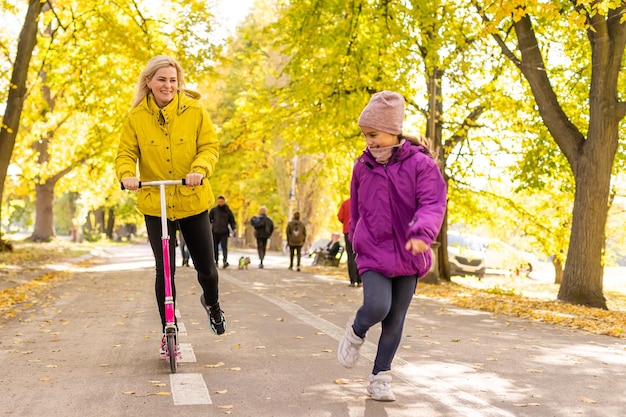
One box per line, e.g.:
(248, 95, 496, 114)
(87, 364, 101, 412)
(238, 0, 512, 274)
(207, 3, 357, 246)
(477, 0, 626, 308)
(0, 0, 44, 242)
(4, 0, 219, 241)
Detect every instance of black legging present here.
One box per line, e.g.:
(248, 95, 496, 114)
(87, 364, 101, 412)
(289, 245, 302, 268)
(145, 210, 219, 331)
(353, 271, 417, 375)
(344, 233, 361, 284)
(213, 231, 230, 264)
(256, 237, 268, 263)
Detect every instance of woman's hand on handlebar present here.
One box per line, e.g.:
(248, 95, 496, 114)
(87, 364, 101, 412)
(185, 172, 204, 187)
(121, 177, 140, 191)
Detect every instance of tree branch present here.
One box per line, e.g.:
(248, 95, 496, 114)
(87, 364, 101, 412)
(512, 15, 584, 167)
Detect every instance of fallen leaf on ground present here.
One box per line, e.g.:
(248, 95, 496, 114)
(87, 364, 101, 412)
(580, 396, 597, 403)
(206, 361, 225, 368)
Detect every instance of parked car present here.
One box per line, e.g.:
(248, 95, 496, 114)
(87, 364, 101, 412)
(481, 239, 537, 277)
(447, 231, 487, 279)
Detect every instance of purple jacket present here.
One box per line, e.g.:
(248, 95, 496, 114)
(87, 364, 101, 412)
(349, 140, 447, 278)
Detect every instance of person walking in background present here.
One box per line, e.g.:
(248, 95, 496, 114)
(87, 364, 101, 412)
(286, 211, 307, 271)
(312, 232, 342, 265)
(116, 55, 227, 348)
(250, 206, 274, 268)
(337, 91, 447, 401)
(177, 223, 190, 267)
(209, 195, 237, 268)
(338, 198, 361, 287)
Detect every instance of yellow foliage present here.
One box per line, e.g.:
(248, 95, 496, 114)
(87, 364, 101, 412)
(312, 263, 626, 338)
(418, 280, 626, 338)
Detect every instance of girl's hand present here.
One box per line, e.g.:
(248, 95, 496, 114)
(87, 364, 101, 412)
(121, 177, 139, 191)
(185, 172, 204, 186)
(405, 238, 429, 255)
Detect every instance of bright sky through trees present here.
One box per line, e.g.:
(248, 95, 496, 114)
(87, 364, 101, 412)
(213, 0, 255, 37)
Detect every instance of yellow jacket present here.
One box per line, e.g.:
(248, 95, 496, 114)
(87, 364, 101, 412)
(115, 91, 218, 220)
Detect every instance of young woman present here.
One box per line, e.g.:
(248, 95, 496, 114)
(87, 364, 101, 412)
(338, 91, 447, 401)
(116, 55, 226, 356)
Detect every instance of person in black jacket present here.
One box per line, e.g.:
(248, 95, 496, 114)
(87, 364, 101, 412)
(250, 206, 274, 268)
(209, 195, 237, 268)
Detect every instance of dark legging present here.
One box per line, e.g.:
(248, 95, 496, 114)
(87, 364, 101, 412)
(344, 233, 361, 284)
(145, 211, 219, 331)
(289, 245, 302, 268)
(256, 237, 268, 263)
(352, 271, 418, 375)
(213, 231, 229, 264)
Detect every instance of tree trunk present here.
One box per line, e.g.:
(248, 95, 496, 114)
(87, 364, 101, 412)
(0, 0, 43, 230)
(427, 68, 451, 282)
(106, 208, 115, 239)
(93, 207, 105, 233)
(557, 131, 616, 308)
(552, 255, 563, 285)
(504, 10, 626, 310)
(31, 181, 56, 242)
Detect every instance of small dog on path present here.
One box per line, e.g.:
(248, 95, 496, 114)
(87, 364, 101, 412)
(238, 256, 251, 270)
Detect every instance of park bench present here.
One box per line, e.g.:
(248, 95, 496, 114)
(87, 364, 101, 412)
(314, 245, 344, 267)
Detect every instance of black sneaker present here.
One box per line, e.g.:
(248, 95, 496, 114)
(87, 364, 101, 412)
(200, 295, 226, 335)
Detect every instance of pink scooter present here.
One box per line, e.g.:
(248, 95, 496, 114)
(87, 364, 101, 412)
(122, 179, 190, 373)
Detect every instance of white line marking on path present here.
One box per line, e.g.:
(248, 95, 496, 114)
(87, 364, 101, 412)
(177, 343, 196, 362)
(170, 373, 212, 405)
(223, 273, 515, 417)
(178, 322, 188, 336)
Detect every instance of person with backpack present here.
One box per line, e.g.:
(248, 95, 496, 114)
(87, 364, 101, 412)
(286, 211, 307, 271)
(250, 206, 274, 268)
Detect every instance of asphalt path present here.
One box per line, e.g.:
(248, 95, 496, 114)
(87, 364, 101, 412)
(1, 243, 625, 416)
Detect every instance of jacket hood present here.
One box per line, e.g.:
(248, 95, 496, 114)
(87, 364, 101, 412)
(363, 139, 427, 166)
(351, 140, 447, 278)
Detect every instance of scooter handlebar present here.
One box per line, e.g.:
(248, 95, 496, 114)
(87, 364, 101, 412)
(120, 179, 202, 190)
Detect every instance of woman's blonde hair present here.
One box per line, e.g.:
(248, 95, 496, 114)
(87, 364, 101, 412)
(131, 55, 187, 108)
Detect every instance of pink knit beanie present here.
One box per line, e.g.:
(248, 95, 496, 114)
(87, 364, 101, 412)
(358, 91, 405, 135)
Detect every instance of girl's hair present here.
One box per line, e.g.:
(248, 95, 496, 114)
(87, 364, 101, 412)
(401, 133, 438, 160)
(293, 212, 300, 220)
(131, 55, 188, 108)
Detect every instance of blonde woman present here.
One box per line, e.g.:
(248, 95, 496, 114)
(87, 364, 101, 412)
(116, 56, 226, 356)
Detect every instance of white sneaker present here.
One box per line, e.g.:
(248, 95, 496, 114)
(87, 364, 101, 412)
(337, 315, 364, 368)
(367, 371, 396, 401)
